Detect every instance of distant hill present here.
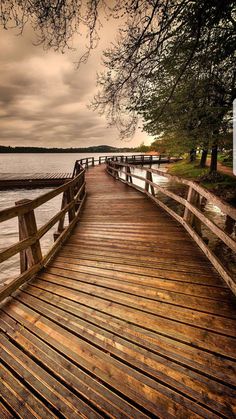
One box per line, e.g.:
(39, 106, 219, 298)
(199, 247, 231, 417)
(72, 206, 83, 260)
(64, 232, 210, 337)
(0, 145, 136, 153)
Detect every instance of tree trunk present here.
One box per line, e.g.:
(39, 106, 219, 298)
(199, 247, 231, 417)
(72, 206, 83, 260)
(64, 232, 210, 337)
(199, 148, 208, 168)
(210, 144, 218, 173)
(189, 149, 196, 162)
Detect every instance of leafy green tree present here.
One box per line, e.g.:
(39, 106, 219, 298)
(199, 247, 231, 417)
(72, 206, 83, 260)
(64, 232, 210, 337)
(136, 142, 150, 152)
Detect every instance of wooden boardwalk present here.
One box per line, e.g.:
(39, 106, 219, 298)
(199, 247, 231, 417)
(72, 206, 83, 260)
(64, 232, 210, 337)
(1, 164, 236, 418)
(0, 173, 72, 189)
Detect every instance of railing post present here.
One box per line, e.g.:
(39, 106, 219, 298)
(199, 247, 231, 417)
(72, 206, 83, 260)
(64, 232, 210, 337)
(145, 171, 155, 195)
(92, 157, 95, 166)
(54, 183, 76, 241)
(126, 166, 133, 184)
(183, 187, 202, 235)
(54, 191, 67, 240)
(99, 157, 101, 164)
(67, 185, 76, 222)
(16, 199, 42, 273)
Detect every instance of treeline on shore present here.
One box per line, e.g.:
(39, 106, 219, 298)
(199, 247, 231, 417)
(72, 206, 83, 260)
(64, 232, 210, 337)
(0, 145, 136, 154)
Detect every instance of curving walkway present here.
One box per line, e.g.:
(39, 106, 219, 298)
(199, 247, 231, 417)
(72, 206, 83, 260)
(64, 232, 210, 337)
(0, 164, 236, 418)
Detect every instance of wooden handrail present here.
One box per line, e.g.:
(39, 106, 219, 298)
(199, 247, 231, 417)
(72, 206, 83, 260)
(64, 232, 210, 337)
(106, 160, 236, 296)
(0, 163, 86, 302)
(72, 153, 179, 176)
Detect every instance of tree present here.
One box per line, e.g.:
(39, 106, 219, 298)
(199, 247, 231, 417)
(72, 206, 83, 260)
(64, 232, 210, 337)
(1, 1, 235, 171)
(0, 1, 123, 63)
(93, 0, 235, 173)
(136, 141, 150, 152)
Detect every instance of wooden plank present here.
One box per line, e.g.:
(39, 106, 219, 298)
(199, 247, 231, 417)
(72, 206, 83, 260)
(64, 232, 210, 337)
(0, 402, 14, 419)
(11, 292, 236, 418)
(0, 334, 100, 418)
(0, 193, 87, 303)
(59, 245, 215, 273)
(112, 163, 236, 221)
(17, 285, 236, 387)
(25, 279, 234, 361)
(37, 272, 236, 338)
(45, 262, 236, 316)
(0, 362, 56, 418)
(1, 299, 224, 418)
(0, 313, 146, 418)
(52, 255, 223, 286)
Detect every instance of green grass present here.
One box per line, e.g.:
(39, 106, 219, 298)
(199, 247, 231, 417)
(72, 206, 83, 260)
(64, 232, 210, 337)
(168, 160, 209, 179)
(218, 153, 233, 168)
(168, 160, 236, 202)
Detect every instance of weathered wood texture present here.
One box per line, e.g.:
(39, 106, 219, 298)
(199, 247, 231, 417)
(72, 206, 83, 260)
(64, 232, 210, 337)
(0, 173, 73, 189)
(1, 165, 236, 418)
(107, 161, 236, 295)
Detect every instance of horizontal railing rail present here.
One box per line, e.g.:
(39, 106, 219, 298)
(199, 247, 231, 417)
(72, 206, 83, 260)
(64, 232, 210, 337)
(72, 153, 179, 176)
(0, 163, 86, 303)
(106, 160, 236, 296)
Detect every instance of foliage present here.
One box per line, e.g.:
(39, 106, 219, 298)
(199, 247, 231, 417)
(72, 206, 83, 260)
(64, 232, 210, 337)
(0, 1, 125, 64)
(136, 142, 150, 152)
(93, 0, 236, 139)
(218, 150, 233, 168)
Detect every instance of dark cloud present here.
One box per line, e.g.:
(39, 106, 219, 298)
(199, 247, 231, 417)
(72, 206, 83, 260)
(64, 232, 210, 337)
(0, 24, 151, 148)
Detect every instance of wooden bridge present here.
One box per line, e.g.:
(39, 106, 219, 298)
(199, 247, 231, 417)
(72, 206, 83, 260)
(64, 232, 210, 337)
(0, 156, 236, 418)
(0, 154, 177, 190)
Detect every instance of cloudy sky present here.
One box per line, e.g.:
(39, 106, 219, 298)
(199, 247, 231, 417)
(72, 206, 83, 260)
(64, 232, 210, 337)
(0, 17, 152, 149)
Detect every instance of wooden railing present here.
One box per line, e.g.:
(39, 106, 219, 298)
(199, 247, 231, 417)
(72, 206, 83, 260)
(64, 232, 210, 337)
(106, 160, 236, 296)
(72, 154, 177, 176)
(0, 163, 86, 303)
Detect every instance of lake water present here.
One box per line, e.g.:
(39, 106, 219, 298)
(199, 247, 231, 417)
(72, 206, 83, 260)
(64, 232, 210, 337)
(0, 153, 234, 284)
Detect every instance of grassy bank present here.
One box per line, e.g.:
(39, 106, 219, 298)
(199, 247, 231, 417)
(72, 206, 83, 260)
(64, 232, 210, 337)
(168, 160, 236, 205)
(218, 153, 233, 168)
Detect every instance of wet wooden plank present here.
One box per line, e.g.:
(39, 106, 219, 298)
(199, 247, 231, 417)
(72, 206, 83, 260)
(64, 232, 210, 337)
(0, 313, 146, 419)
(13, 285, 236, 388)
(0, 173, 73, 189)
(41, 264, 236, 317)
(1, 164, 236, 417)
(52, 255, 223, 285)
(0, 333, 101, 418)
(7, 293, 236, 418)
(0, 300, 222, 418)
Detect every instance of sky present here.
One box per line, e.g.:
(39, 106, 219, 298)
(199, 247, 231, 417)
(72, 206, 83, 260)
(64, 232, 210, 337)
(0, 16, 152, 149)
